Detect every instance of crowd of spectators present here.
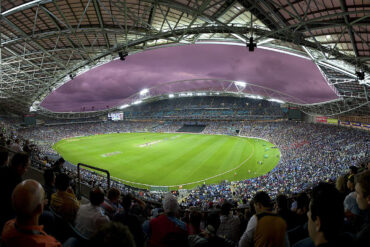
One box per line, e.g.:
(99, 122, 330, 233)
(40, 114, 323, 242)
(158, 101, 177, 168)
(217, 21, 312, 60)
(124, 96, 284, 120)
(11, 120, 370, 207)
(0, 118, 369, 246)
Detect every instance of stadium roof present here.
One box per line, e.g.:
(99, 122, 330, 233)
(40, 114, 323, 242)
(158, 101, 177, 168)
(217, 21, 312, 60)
(0, 0, 369, 118)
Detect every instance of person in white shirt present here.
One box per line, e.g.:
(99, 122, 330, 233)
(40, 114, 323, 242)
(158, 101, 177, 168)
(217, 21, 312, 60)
(217, 202, 241, 242)
(75, 187, 110, 239)
(10, 139, 22, 153)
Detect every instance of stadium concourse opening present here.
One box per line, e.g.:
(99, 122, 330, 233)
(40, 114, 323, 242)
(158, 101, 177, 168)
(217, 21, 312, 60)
(177, 124, 206, 133)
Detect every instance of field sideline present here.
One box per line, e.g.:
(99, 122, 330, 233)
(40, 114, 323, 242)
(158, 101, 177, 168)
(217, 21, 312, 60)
(53, 133, 280, 190)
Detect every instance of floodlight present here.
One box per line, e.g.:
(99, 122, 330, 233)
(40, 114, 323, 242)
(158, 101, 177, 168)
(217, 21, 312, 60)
(119, 104, 129, 109)
(132, 100, 142, 105)
(29, 106, 37, 112)
(258, 38, 274, 45)
(140, 88, 149, 95)
(247, 95, 262, 100)
(268, 98, 285, 103)
(234, 81, 247, 87)
(169, 94, 175, 98)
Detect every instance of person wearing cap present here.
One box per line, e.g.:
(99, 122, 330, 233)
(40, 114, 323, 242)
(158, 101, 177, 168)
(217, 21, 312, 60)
(147, 194, 188, 247)
(239, 191, 287, 247)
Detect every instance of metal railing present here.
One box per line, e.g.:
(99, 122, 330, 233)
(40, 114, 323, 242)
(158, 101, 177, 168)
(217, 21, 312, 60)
(77, 163, 110, 199)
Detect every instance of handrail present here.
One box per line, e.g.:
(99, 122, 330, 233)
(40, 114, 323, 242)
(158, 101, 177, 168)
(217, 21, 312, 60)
(77, 163, 110, 200)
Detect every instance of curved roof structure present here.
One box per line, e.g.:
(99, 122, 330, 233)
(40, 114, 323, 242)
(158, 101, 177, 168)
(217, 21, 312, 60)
(0, 0, 369, 118)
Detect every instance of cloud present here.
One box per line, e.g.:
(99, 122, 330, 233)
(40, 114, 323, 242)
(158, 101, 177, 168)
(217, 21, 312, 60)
(41, 44, 337, 111)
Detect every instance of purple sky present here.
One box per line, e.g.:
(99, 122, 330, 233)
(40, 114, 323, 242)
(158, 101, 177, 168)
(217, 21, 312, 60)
(41, 44, 338, 112)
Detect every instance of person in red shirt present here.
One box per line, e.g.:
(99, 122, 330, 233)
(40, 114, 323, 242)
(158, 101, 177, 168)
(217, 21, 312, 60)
(147, 194, 188, 247)
(1, 179, 62, 247)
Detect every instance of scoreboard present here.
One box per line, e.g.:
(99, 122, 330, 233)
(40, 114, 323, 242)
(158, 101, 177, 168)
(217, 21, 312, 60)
(108, 112, 124, 121)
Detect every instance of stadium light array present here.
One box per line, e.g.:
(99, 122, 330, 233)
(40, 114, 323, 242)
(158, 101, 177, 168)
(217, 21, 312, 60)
(268, 98, 285, 103)
(168, 94, 175, 98)
(234, 81, 247, 88)
(119, 104, 129, 109)
(247, 95, 263, 100)
(197, 92, 206, 96)
(140, 88, 149, 95)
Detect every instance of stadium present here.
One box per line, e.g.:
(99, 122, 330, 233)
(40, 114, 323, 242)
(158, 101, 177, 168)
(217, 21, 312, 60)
(0, 1, 369, 247)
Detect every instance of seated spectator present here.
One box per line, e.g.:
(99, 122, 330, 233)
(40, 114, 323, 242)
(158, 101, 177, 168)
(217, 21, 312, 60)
(89, 221, 135, 247)
(288, 192, 310, 245)
(355, 171, 370, 247)
(349, 166, 358, 176)
(114, 194, 144, 247)
(50, 173, 80, 223)
(188, 212, 234, 247)
(43, 169, 56, 208)
(0, 133, 6, 146)
(274, 194, 296, 230)
(307, 183, 352, 247)
(102, 187, 122, 219)
(75, 187, 109, 239)
(216, 201, 240, 242)
(239, 191, 287, 247)
(9, 139, 22, 153)
(294, 192, 310, 226)
(0, 150, 9, 167)
(23, 140, 32, 154)
(6, 139, 11, 148)
(51, 158, 65, 174)
(1, 179, 62, 247)
(147, 194, 187, 247)
(0, 152, 30, 229)
(187, 207, 202, 235)
(344, 175, 362, 221)
(335, 175, 348, 200)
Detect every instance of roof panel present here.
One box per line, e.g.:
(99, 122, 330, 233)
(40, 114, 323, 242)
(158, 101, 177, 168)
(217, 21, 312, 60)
(0, 0, 368, 115)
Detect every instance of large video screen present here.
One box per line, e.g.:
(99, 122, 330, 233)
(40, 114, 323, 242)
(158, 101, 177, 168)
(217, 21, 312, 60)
(108, 112, 124, 121)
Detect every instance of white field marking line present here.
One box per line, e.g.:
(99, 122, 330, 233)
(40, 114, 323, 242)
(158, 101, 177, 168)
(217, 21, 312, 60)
(138, 140, 162, 148)
(137, 135, 180, 148)
(101, 151, 122, 158)
(110, 136, 256, 188)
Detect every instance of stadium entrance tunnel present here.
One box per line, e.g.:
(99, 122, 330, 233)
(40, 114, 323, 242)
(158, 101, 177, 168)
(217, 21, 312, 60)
(53, 132, 280, 190)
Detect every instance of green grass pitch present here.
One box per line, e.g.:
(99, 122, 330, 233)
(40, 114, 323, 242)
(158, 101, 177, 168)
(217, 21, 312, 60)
(53, 133, 280, 190)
